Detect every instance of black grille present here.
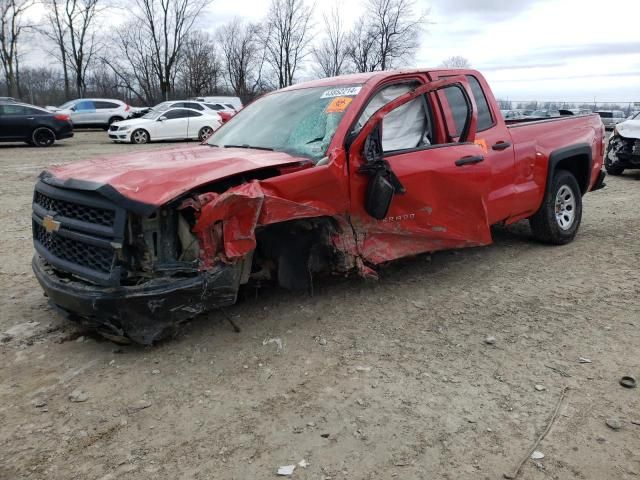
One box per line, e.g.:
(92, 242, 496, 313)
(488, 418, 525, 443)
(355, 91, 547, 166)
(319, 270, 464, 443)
(34, 222, 114, 274)
(109, 125, 119, 132)
(34, 191, 115, 227)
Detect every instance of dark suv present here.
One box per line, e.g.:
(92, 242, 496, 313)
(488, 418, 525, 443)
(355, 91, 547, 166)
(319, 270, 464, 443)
(0, 102, 74, 147)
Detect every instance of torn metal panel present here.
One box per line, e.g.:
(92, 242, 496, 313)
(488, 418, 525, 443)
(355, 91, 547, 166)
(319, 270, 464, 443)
(606, 134, 640, 171)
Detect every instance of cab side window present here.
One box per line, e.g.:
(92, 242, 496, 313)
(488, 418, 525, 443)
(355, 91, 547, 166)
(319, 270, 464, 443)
(163, 109, 190, 120)
(355, 83, 432, 153)
(75, 101, 95, 111)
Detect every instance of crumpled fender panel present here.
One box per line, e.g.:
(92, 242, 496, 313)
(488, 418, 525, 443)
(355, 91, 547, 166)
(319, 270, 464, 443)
(192, 181, 359, 265)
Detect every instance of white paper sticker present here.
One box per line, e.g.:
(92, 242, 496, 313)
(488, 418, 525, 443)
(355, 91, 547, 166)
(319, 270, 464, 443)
(321, 86, 362, 98)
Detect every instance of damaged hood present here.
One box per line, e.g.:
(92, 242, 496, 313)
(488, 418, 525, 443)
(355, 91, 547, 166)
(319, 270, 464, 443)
(42, 145, 309, 210)
(616, 119, 640, 140)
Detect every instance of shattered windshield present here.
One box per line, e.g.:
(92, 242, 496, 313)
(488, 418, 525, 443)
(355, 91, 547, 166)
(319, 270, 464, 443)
(207, 85, 362, 162)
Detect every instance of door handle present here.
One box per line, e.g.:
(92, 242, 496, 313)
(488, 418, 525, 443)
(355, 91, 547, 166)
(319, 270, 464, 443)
(455, 155, 484, 167)
(27, 117, 35, 120)
(492, 141, 512, 151)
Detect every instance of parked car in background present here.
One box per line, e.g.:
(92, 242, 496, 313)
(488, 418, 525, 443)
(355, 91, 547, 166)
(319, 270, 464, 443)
(0, 96, 18, 103)
(569, 109, 592, 116)
(605, 111, 640, 175)
(194, 96, 242, 111)
(0, 101, 73, 147)
(151, 100, 226, 123)
(46, 99, 132, 129)
(596, 110, 626, 130)
(500, 109, 525, 120)
(529, 109, 561, 118)
(520, 109, 535, 116)
(108, 107, 222, 144)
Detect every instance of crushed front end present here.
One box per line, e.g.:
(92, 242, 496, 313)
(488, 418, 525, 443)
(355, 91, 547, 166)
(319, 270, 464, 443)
(606, 133, 640, 174)
(31, 178, 241, 344)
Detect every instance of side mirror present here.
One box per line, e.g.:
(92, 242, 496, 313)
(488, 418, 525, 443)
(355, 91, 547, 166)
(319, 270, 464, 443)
(158, 116, 167, 122)
(365, 171, 395, 220)
(70, 106, 76, 112)
(358, 122, 403, 220)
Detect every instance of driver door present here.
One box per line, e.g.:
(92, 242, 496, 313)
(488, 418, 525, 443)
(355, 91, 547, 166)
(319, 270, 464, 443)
(348, 77, 493, 264)
(155, 108, 190, 139)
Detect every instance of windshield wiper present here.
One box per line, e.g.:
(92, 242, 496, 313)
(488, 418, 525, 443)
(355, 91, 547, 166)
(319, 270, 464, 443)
(223, 144, 274, 151)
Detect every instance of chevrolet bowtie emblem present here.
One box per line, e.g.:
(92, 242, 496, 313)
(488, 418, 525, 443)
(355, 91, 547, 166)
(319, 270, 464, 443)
(43, 215, 61, 233)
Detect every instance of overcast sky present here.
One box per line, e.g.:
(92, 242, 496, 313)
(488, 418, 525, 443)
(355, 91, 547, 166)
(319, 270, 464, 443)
(27, 0, 640, 103)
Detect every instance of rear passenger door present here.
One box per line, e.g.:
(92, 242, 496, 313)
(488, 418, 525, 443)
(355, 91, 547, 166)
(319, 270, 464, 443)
(94, 101, 122, 123)
(0, 104, 31, 139)
(433, 72, 516, 224)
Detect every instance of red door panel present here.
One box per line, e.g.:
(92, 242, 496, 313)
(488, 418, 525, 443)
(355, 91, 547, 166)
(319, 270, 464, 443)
(349, 143, 492, 264)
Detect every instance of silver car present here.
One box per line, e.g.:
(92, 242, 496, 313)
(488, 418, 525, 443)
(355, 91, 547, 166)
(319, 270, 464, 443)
(49, 98, 132, 129)
(596, 110, 626, 130)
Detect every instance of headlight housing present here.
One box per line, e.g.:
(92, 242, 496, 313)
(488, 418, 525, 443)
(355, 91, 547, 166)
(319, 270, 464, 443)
(118, 125, 131, 131)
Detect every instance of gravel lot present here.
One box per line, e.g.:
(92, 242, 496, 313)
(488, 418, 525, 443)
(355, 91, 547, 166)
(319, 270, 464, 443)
(1, 131, 639, 479)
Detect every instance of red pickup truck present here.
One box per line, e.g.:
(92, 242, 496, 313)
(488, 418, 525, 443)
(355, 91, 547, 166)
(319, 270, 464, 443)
(32, 69, 606, 343)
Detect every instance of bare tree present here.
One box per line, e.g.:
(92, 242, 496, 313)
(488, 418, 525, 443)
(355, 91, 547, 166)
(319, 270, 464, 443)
(439, 55, 471, 68)
(64, 0, 101, 96)
(347, 0, 425, 73)
(263, 0, 314, 88)
(218, 19, 265, 101)
(0, 0, 33, 97)
(41, 0, 70, 97)
(103, 23, 160, 105)
(132, 0, 211, 101)
(346, 17, 381, 73)
(312, 5, 349, 78)
(179, 31, 221, 97)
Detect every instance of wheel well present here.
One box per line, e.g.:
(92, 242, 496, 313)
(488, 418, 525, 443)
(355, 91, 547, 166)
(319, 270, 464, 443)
(548, 144, 592, 195)
(109, 116, 123, 123)
(32, 126, 56, 138)
(252, 217, 344, 290)
(554, 154, 590, 194)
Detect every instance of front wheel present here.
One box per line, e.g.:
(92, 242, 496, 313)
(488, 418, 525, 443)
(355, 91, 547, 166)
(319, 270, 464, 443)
(529, 170, 582, 245)
(32, 127, 56, 147)
(131, 129, 150, 144)
(198, 126, 214, 142)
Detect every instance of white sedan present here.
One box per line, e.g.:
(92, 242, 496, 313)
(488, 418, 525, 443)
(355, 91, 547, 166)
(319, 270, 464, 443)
(108, 107, 222, 144)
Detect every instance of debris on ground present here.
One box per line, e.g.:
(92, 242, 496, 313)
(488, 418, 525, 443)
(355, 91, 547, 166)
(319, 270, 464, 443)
(619, 376, 637, 389)
(484, 336, 496, 345)
(127, 399, 152, 414)
(355, 366, 372, 372)
(578, 357, 592, 364)
(263, 337, 284, 353)
(530, 451, 545, 460)
(534, 384, 546, 392)
(32, 399, 47, 408)
(314, 335, 328, 346)
(277, 465, 295, 476)
(298, 459, 308, 468)
(606, 418, 622, 431)
(68, 389, 89, 403)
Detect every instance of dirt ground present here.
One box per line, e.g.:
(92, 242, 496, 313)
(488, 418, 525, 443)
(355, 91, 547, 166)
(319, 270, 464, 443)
(1, 131, 639, 480)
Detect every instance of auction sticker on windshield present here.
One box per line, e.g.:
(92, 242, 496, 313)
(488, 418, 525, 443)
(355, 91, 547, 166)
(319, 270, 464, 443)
(326, 97, 353, 113)
(321, 86, 362, 98)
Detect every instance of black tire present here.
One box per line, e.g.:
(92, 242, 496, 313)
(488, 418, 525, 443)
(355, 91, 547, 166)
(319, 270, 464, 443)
(108, 116, 123, 125)
(31, 127, 56, 147)
(198, 126, 214, 141)
(604, 153, 625, 175)
(131, 129, 150, 144)
(529, 170, 582, 245)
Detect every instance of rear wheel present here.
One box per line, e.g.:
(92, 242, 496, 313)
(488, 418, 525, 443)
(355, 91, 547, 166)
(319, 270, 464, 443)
(32, 127, 56, 147)
(131, 129, 150, 144)
(198, 126, 214, 141)
(529, 170, 582, 245)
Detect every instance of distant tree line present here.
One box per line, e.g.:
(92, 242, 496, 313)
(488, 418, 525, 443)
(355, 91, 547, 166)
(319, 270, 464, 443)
(0, 0, 428, 106)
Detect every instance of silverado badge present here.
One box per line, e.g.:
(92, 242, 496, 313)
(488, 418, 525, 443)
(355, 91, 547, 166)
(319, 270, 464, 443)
(43, 215, 61, 233)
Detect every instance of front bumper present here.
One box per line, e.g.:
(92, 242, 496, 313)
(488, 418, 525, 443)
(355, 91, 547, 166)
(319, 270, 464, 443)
(108, 131, 130, 142)
(33, 255, 240, 344)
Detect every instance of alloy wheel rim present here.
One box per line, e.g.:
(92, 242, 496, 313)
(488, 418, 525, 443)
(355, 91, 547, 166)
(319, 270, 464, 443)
(555, 185, 575, 230)
(34, 128, 54, 146)
(133, 131, 147, 143)
(200, 127, 212, 140)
